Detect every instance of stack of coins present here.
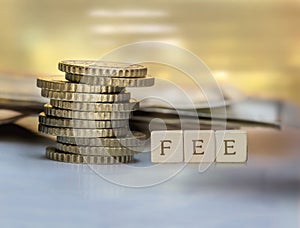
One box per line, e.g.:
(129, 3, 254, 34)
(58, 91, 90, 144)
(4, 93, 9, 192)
(37, 60, 155, 164)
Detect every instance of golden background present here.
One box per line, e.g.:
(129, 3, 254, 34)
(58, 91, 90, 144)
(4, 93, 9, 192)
(0, 0, 299, 104)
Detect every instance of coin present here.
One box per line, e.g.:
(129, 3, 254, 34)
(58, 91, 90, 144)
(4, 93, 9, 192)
(58, 60, 147, 77)
(37, 76, 124, 93)
(37, 59, 154, 164)
(41, 89, 130, 102)
(56, 143, 142, 156)
(49, 99, 139, 112)
(46, 147, 134, 164)
(44, 104, 131, 120)
(57, 131, 147, 147)
(65, 73, 155, 87)
(39, 112, 128, 128)
(38, 124, 129, 137)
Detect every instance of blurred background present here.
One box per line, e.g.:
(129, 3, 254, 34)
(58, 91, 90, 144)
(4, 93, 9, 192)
(0, 0, 299, 105)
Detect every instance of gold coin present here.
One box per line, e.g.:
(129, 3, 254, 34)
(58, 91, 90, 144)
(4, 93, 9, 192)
(65, 73, 155, 87)
(46, 147, 134, 164)
(49, 99, 139, 112)
(39, 112, 128, 128)
(57, 131, 147, 147)
(59, 60, 147, 77)
(41, 89, 130, 102)
(37, 76, 124, 93)
(38, 124, 129, 137)
(56, 143, 142, 156)
(44, 104, 131, 120)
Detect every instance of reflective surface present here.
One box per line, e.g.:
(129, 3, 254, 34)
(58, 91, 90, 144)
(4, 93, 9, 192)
(0, 126, 299, 227)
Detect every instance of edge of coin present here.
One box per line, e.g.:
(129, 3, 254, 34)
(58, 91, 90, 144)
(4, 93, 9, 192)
(46, 147, 134, 164)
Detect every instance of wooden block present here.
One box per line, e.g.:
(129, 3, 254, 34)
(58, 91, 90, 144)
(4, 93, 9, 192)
(151, 130, 183, 163)
(184, 130, 215, 163)
(215, 130, 247, 163)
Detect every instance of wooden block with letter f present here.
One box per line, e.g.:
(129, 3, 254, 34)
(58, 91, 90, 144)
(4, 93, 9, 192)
(151, 130, 183, 163)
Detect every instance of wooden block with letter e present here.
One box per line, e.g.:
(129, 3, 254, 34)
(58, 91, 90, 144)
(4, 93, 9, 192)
(151, 130, 183, 163)
(215, 130, 247, 163)
(184, 130, 215, 163)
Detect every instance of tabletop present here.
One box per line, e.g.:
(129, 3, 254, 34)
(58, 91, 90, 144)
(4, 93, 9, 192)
(0, 124, 299, 227)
